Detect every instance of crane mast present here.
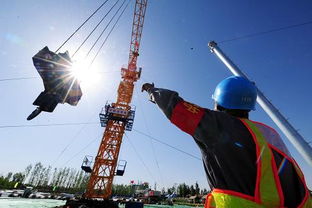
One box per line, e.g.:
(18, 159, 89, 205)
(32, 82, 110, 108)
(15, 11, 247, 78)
(85, 0, 148, 199)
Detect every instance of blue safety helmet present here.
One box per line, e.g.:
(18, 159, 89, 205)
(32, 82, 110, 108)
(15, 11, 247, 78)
(212, 76, 257, 111)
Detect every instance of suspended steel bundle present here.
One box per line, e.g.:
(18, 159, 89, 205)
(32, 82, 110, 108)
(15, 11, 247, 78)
(27, 47, 82, 120)
(27, 0, 129, 121)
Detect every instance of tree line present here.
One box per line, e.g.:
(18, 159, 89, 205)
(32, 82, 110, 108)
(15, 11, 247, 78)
(0, 162, 89, 194)
(1, 163, 209, 197)
(167, 182, 209, 197)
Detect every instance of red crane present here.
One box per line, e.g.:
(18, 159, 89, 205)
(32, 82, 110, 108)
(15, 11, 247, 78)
(84, 0, 148, 199)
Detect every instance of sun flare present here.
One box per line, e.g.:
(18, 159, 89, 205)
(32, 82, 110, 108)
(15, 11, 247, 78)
(70, 59, 101, 89)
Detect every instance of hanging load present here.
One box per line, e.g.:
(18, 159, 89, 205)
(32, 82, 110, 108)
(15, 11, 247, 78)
(27, 46, 82, 120)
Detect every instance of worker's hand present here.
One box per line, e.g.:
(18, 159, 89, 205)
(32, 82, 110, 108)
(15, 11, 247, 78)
(141, 83, 154, 93)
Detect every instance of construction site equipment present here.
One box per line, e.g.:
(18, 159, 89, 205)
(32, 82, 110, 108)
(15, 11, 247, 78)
(85, 0, 148, 199)
(208, 41, 312, 166)
(27, 46, 82, 120)
(99, 103, 136, 131)
(81, 155, 93, 173)
(116, 160, 127, 176)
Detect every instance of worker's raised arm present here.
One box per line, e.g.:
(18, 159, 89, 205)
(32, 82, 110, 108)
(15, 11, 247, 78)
(142, 83, 205, 136)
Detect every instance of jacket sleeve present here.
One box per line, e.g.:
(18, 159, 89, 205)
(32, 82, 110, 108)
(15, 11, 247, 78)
(148, 87, 205, 136)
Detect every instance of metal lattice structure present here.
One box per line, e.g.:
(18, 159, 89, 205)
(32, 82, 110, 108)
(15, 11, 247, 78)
(85, 0, 148, 199)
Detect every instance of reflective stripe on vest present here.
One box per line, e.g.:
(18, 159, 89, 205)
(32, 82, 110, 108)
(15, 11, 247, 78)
(205, 119, 282, 208)
(206, 190, 264, 208)
(243, 119, 282, 207)
(205, 119, 311, 208)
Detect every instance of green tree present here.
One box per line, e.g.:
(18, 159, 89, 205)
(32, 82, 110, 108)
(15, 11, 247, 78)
(5, 172, 13, 181)
(178, 183, 188, 197)
(42, 166, 52, 187)
(28, 162, 43, 185)
(201, 188, 208, 195)
(50, 167, 58, 187)
(195, 182, 200, 195)
(12, 172, 25, 183)
(23, 164, 32, 183)
(190, 185, 195, 196)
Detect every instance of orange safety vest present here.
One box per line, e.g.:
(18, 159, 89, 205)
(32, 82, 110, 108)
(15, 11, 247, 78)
(204, 119, 311, 208)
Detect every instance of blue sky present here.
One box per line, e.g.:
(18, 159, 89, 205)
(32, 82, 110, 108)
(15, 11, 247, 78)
(0, 0, 311, 191)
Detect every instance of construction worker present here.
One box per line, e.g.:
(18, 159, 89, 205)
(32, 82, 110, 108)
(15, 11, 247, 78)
(141, 76, 311, 208)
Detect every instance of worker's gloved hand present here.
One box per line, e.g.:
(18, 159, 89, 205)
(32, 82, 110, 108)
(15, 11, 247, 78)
(141, 83, 154, 93)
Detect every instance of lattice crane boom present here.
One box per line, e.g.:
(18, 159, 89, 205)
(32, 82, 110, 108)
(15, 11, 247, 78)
(85, 0, 148, 199)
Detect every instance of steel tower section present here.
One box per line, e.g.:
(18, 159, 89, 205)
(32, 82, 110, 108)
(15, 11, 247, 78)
(85, 0, 148, 199)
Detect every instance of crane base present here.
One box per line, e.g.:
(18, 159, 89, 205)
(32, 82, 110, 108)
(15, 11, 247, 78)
(63, 199, 119, 208)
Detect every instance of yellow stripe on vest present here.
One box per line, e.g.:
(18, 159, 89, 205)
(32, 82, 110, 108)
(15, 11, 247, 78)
(208, 192, 264, 208)
(243, 119, 281, 207)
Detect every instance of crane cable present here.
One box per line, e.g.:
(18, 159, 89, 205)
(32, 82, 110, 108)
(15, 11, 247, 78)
(56, 0, 130, 69)
(86, 0, 128, 60)
(2, 20, 312, 82)
(89, 0, 131, 68)
(55, 0, 110, 53)
(72, 0, 121, 58)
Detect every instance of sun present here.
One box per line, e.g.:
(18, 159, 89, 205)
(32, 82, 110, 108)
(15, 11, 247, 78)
(70, 59, 101, 89)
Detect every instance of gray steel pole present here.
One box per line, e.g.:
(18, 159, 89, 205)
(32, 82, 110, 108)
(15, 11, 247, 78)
(208, 41, 312, 166)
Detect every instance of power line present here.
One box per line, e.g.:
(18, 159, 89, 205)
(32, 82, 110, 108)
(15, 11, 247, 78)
(0, 122, 98, 129)
(61, 133, 101, 167)
(0, 70, 120, 83)
(133, 129, 201, 161)
(125, 133, 157, 182)
(0, 77, 38, 82)
(219, 20, 312, 44)
(134, 86, 165, 187)
(50, 84, 117, 166)
(51, 112, 99, 167)
(0, 121, 202, 160)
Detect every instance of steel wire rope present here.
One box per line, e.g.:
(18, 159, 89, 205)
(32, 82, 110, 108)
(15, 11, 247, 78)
(219, 20, 312, 44)
(0, 77, 38, 82)
(0, 122, 98, 129)
(133, 129, 201, 161)
(50, 82, 118, 166)
(72, 0, 121, 58)
(89, 0, 131, 68)
(124, 133, 157, 182)
(85, 0, 125, 59)
(51, 112, 99, 167)
(61, 132, 102, 167)
(0, 121, 201, 160)
(0, 70, 121, 83)
(55, 0, 110, 53)
(134, 85, 165, 188)
(3, 20, 312, 82)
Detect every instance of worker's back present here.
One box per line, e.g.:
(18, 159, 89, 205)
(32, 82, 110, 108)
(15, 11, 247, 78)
(143, 87, 311, 208)
(192, 109, 309, 207)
